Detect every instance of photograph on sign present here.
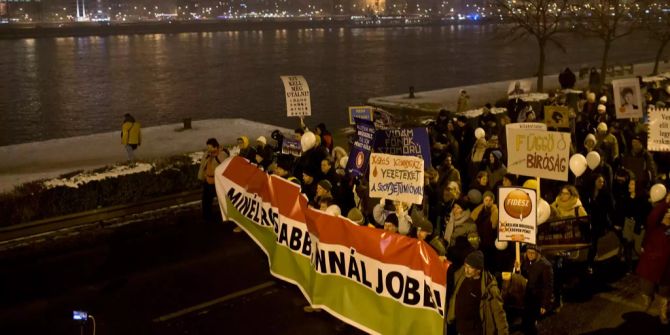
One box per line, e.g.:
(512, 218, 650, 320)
(498, 187, 538, 244)
(612, 78, 643, 119)
(647, 108, 670, 152)
(506, 128, 570, 181)
(281, 138, 302, 157)
(544, 106, 570, 129)
(348, 106, 375, 125)
(369, 153, 424, 205)
(280, 75, 312, 117)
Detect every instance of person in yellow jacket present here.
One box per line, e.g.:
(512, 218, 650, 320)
(198, 138, 229, 224)
(121, 113, 141, 162)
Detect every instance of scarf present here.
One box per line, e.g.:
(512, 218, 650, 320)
(553, 196, 583, 217)
(444, 209, 472, 243)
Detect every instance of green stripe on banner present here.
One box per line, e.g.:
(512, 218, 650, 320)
(224, 195, 445, 334)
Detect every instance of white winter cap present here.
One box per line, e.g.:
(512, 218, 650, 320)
(597, 122, 608, 132)
(597, 104, 606, 112)
(587, 92, 596, 102)
(256, 136, 267, 145)
(599, 96, 607, 103)
(585, 133, 596, 146)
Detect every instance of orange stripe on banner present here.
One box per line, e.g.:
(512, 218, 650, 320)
(221, 157, 448, 284)
(222, 157, 274, 201)
(304, 209, 448, 285)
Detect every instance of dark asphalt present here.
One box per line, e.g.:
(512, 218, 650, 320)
(0, 207, 669, 335)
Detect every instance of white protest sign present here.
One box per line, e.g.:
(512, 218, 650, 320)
(506, 128, 570, 181)
(280, 75, 311, 117)
(498, 187, 538, 244)
(648, 108, 670, 152)
(369, 153, 424, 205)
(612, 78, 643, 119)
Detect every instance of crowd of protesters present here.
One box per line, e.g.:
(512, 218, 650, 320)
(200, 70, 670, 332)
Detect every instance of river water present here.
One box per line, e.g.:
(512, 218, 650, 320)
(0, 25, 657, 146)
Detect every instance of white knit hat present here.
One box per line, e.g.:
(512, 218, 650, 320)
(587, 92, 596, 102)
(599, 96, 607, 103)
(597, 122, 608, 132)
(597, 104, 606, 112)
(256, 136, 267, 145)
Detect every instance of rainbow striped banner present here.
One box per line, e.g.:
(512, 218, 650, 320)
(215, 156, 448, 334)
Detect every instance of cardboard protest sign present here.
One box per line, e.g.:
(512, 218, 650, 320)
(281, 138, 302, 157)
(648, 108, 670, 152)
(544, 106, 570, 129)
(369, 153, 424, 205)
(373, 127, 432, 170)
(506, 126, 571, 181)
(346, 118, 376, 177)
(217, 157, 448, 335)
(348, 106, 374, 125)
(498, 187, 538, 244)
(612, 78, 643, 119)
(280, 75, 311, 117)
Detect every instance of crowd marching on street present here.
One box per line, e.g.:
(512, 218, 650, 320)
(190, 69, 670, 334)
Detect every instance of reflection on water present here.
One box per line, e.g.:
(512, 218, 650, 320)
(0, 25, 656, 146)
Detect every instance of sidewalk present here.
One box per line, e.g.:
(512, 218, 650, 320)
(0, 119, 290, 194)
(368, 61, 670, 113)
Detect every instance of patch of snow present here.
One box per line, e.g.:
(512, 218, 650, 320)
(43, 163, 154, 189)
(0, 119, 291, 194)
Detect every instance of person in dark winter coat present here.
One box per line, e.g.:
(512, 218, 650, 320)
(447, 250, 509, 335)
(559, 67, 576, 89)
(519, 245, 554, 335)
(636, 194, 670, 324)
(622, 135, 656, 197)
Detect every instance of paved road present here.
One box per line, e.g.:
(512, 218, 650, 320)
(0, 208, 668, 335)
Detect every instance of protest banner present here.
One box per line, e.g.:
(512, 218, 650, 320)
(216, 157, 448, 335)
(346, 118, 375, 177)
(544, 106, 570, 129)
(281, 138, 302, 157)
(648, 108, 670, 152)
(612, 78, 643, 119)
(348, 106, 374, 125)
(537, 215, 591, 247)
(280, 75, 311, 117)
(498, 187, 538, 244)
(505, 126, 571, 181)
(369, 153, 424, 205)
(373, 127, 432, 170)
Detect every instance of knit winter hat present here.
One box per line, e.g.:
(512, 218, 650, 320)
(256, 136, 267, 145)
(492, 150, 503, 161)
(597, 122, 608, 132)
(597, 104, 606, 112)
(465, 250, 485, 270)
(318, 179, 333, 192)
(599, 96, 607, 103)
(587, 92, 596, 102)
(585, 133, 597, 146)
(525, 244, 542, 253)
(347, 208, 364, 225)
